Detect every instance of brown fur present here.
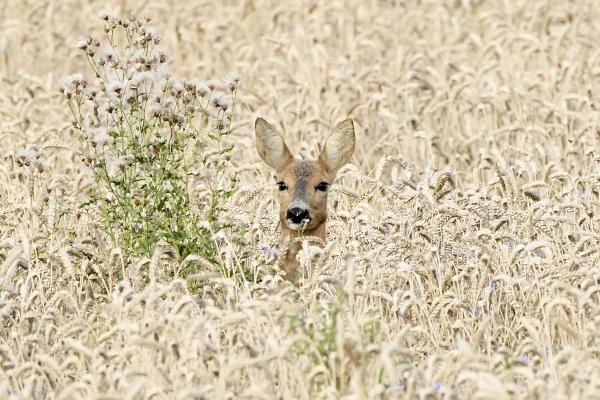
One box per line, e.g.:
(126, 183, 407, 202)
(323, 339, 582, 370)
(255, 118, 355, 282)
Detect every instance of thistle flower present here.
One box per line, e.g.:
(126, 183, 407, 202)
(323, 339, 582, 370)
(108, 155, 134, 174)
(61, 73, 87, 97)
(108, 81, 125, 97)
(123, 90, 138, 105)
(144, 28, 159, 44)
(227, 80, 237, 92)
(196, 82, 209, 97)
(15, 144, 46, 172)
(169, 80, 184, 98)
(79, 36, 99, 57)
(100, 44, 118, 64)
(62, 12, 237, 264)
(156, 94, 175, 112)
(206, 80, 218, 91)
(212, 92, 230, 111)
(174, 114, 186, 126)
(103, 16, 118, 33)
(99, 9, 111, 21)
(225, 75, 240, 92)
(130, 71, 156, 89)
(62, 73, 86, 90)
(75, 39, 88, 50)
(183, 79, 198, 93)
(14, 148, 30, 167)
(90, 131, 113, 148)
(147, 103, 162, 119)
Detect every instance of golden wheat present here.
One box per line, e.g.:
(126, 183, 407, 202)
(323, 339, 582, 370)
(2, 0, 600, 399)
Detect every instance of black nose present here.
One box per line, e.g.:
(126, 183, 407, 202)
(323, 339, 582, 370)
(287, 207, 309, 224)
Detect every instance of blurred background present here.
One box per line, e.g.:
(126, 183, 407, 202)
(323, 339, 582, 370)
(3, 0, 599, 186)
(2, 2, 600, 397)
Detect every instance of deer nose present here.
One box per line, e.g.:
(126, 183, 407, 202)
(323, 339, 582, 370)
(287, 207, 309, 224)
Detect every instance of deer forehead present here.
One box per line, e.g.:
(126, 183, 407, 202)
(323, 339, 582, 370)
(279, 160, 329, 186)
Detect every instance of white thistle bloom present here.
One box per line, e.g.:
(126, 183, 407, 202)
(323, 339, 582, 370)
(98, 9, 111, 20)
(62, 73, 85, 89)
(15, 144, 46, 171)
(146, 103, 162, 118)
(15, 148, 29, 163)
(212, 92, 230, 111)
(168, 79, 184, 97)
(108, 81, 125, 96)
(159, 95, 175, 112)
(100, 43, 118, 63)
(108, 155, 134, 175)
(91, 131, 113, 148)
(130, 71, 156, 88)
(122, 90, 138, 105)
(206, 79, 219, 91)
(224, 74, 240, 92)
(75, 39, 88, 49)
(196, 82, 209, 97)
(183, 79, 198, 93)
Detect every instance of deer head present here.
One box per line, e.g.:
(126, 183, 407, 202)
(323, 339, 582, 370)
(255, 118, 355, 239)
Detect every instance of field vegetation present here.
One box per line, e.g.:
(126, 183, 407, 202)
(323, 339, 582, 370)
(1, 0, 600, 398)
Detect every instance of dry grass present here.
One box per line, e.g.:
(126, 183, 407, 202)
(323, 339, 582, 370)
(2, 0, 600, 398)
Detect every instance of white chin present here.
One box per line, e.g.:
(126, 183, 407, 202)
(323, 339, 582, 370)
(286, 220, 311, 231)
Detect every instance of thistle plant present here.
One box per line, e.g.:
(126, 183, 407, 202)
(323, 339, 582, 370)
(62, 13, 237, 264)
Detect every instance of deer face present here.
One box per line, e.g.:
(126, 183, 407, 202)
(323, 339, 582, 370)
(255, 118, 355, 233)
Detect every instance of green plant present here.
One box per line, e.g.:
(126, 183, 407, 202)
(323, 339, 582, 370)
(289, 294, 383, 395)
(61, 13, 237, 265)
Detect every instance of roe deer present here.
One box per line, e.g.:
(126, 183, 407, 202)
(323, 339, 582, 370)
(255, 118, 355, 281)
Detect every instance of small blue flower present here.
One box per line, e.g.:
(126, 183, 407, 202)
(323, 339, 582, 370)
(433, 382, 441, 392)
(469, 306, 481, 316)
(519, 354, 529, 365)
(269, 247, 281, 258)
(259, 244, 269, 254)
(394, 378, 406, 389)
(484, 281, 496, 290)
(534, 248, 546, 258)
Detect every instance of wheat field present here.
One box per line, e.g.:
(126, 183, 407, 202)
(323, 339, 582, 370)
(2, 0, 600, 398)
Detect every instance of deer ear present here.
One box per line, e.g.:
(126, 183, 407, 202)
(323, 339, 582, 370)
(319, 118, 355, 172)
(255, 118, 293, 170)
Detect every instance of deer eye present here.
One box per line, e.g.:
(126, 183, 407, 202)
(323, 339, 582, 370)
(315, 182, 329, 192)
(277, 181, 288, 191)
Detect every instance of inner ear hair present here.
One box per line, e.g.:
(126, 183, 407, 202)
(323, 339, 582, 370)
(255, 118, 293, 170)
(319, 118, 356, 172)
